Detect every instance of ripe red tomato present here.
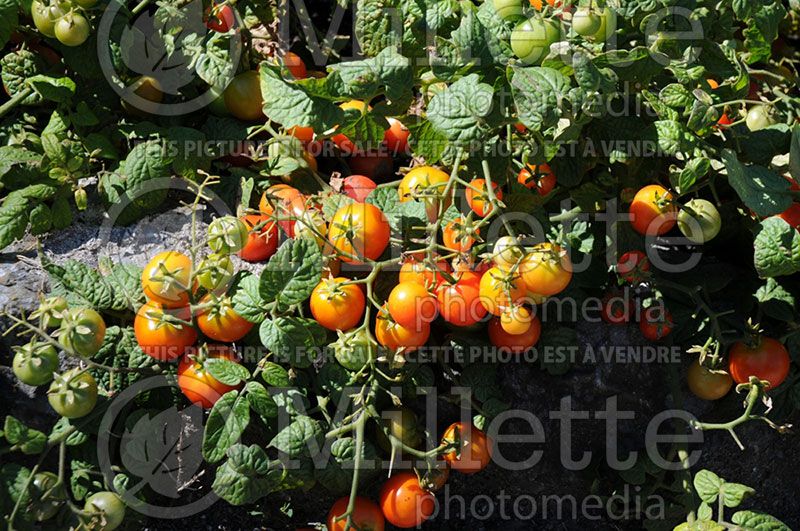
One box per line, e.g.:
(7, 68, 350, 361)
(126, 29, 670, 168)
(259, 184, 302, 215)
(517, 163, 556, 196)
(375, 309, 430, 353)
(687, 361, 733, 400)
(617, 250, 650, 283)
(387, 282, 438, 329)
(399, 256, 452, 290)
(384, 118, 410, 155)
(639, 306, 674, 341)
(134, 302, 197, 361)
(327, 497, 385, 531)
(479, 267, 527, 316)
(379, 472, 435, 528)
(327, 203, 391, 263)
(141, 251, 194, 308)
(437, 271, 486, 327)
(488, 314, 541, 353)
(283, 51, 307, 79)
(716, 112, 732, 127)
(442, 217, 479, 253)
(310, 277, 366, 331)
(342, 175, 377, 202)
(519, 243, 572, 297)
(177, 346, 241, 409)
(776, 202, 800, 229)
(205, 3, 235, 32)
(629, 185, 678, 236)
(600, 292, 635, 325)
(465, 179, 502, 217)
(224, 71, 263, 121)
(728, 337, 790, 388)
(288, 125, 314, 145)
(196, 295, 253, 342)
(238, 215, 279, 262)
(441, 422, 492, 474)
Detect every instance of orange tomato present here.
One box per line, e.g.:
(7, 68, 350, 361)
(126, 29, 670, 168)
(441, 422, 492, 474)
(379, 472, 435, 528)
(629, 184, 677, 236)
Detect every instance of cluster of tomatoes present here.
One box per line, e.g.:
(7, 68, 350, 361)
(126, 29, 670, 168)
(324, 421, 492, 530)
(31, 0, 95, 47)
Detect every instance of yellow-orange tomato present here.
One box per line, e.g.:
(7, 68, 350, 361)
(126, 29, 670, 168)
(443, 217, 479, 253)
(283, 51, 307, 79)
(134, 302, 197, 362)
(399, 256, 452, 290)
(687, 361, 733, 400)
(479, 267, 527, 316)
(530, 0, 558, 9)
(177, 346, 241, 409)
(519, 243, 573, 296)
(441, 422, 492, 474)
(309, 277, 366, 331)
(196, 295, 253, 342)
(387, 281, 438, 328)
(398, 166, 449, 202)
(327, 202, 391, 263)
(379, 472, 436, 528)
(327, 497, 385, 531)
(499, 305, 532, 335)
(141, 251, 193, 308)
(259, 184, 302, 215)
(488, 314, 541, 353)
(629, 184, 677, 236)
(465, 178, 502, 217)
(288, 125, 314, 145)
(375, 309, 430, 353)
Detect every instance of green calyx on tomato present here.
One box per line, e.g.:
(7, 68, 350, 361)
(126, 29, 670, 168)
(27, 472, 66, 522)
(83, 491, 126, 531)
(677, 198, 721, 244)
(332, 328, 376, 371)
(196, 252, 234, 291)
(13, 341, 60, 386)
(48, 368, 98, 418)
(58, 308, 106, 357)
(511, 17, 562, 65)
(31, 296, 68, 329)
(54, 13, 91, 47)
(207, 216, 249, 254)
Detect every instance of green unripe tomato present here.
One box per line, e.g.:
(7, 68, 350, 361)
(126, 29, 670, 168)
(36, 296, 68, 329)
(196, 253, 234, 291)
(28, 472, 66, 522)
(48, 368, 98, 419)
(376, 407, 422, 452)
(745, 105, 776, 132)
(573, 8, 601, 36)
(511, 17, 562, 65)
(83, 491, 126, 531)
(58, 308, 106, 357)
(591, 7, 617, 42)
(54, 13, 90, 47)
(333, 329, 376, 372)
(207, 216, 249, 254)
(13, 342, 60, 386)
(492, 0, 524, 21)
(31, 0, 60, 37)
(677, 199, 721, 244)
(74, 0, 98, 7)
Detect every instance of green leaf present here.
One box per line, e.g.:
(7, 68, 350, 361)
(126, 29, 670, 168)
(259, 238, 322, 307)
(753, 217, 800, 278)
(261, 361, 291, 387)
(259, 64, 342, 131)
(755, 278, 796, 322)
(790, 126, 800, 182)
(693, 470, 724, 504)
(244, 381, 278, 419)
(27, 75, 76, 103)
(101, 262, 145, 311)
(3, 416, 46, 455)
(408, 119, 448, 164)
(659, 83, 692, 108)
(315, 437, 379, 494)
(231, 274, 265, 324)
(428, 74, 498, 143)
(45, 259, 115, 310)
(731, 510, 790, 530)
(511, 67, 571, 133)
(722, 149, 792, 217)
(259, 317, 327, 368)
(205, 358, 251, 386)
(719, 482, 754, 508)
(328, 47, 412, 107)
(185, 31, 238, 88)
(0, 193, 31, 250)
(212, 444, 277, 505)
(202, 390, 251, 464)
(270, 415, 323, 458)
(0, 0, 18, 50)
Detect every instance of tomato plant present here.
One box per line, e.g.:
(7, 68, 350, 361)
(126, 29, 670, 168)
(387, 281, 438, 328)
(59, 308, 106, 357)
(327, 202, 391, 263)
(327, 497, 385, 531)
(224, 71, 264, 121)
(629, 185, 678, 236)
(639, 306, 674, 341)
(12, 342, 59, 386)
(134, 302, 197, 361)
(177, 347, 242, 409)
(48, 368, 98, 419)
(728, 337, 790, 388)
(687, 361, 734, 400)
(510, 17, 562, 65)
(196, 295, 253, 342)
(206, 3, 235, 32)
(141, 251, 194, 308)
(517, 163, 556, 196)
(238, 214, 279, 262)
(441, 422, 493, 474)
(310, 277, 366, 331)
(83, 492, 126, 531)
(465, 178, 502, 217)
